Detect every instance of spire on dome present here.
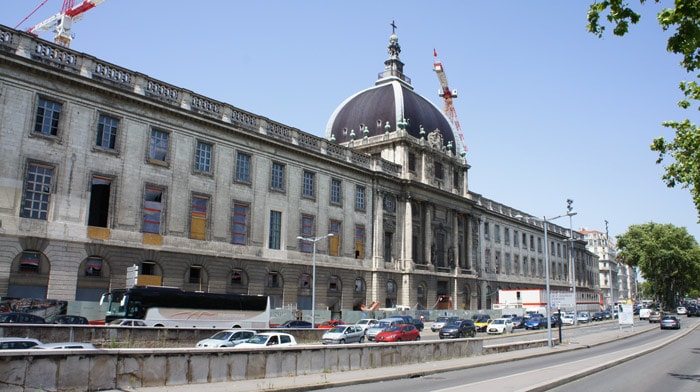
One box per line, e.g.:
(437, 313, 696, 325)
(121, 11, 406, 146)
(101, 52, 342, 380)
(378, 21, 411, 85)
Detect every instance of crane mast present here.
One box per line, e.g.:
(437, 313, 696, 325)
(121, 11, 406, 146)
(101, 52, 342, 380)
(433, 49, 467, 156)
(26, 0, 106, 48)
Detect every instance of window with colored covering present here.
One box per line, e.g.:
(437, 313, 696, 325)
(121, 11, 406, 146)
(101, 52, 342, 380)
(231, 202, 249, 245)
(329, 220, 341, 256)
(34, 97, 61, 136)
(85, 257, 103, 277)
(96, 114, 118, 149)
(143, 186, 163, 234)
(190, 195, 208, 240)
(21, 163, 53, 220)
(354, 225, 365, 259)
(19, 251, 40, 274)
(299, 215, 314, 253)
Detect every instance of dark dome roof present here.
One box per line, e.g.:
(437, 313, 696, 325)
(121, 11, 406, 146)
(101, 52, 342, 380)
(325, 30, 456, 151)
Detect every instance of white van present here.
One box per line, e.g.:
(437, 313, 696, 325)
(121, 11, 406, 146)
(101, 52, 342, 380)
(639, 308, 652, 320)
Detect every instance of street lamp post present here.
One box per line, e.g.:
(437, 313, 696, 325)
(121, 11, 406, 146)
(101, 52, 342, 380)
(605, 220, 613, 312)
(516, 211, 572, 348)
(566, 199, 577, 325)
(297, 233, 335, 327)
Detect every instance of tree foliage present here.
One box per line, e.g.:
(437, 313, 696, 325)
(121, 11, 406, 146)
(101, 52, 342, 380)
(587, 1, 700, 223)
(616, 222, 700, 308)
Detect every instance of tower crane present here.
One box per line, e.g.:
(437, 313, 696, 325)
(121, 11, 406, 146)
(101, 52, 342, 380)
(25, 0, 106, 48)
(433, 49, 467, 156)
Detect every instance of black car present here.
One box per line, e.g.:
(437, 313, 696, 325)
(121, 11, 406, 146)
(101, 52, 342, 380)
(274, 320, 313, 328)
(686, 306, 700, 317)
(54, 315, 89, 325)
(591, 312, 605, 321)
(0, 312, 45, 324)
(388, 315, 424, 331)
(438, 319, 476, 339)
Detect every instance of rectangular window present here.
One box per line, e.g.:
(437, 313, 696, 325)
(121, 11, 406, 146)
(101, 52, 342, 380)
(299, 214, 314, 253)
(495, 224, 501, 242)
(190, 195, 208, 240)
(302, 170, 315, 198)
(269, 210, 282, 249)
(434, 162, 443, 179)
(270, 162, 285, 191)
(453, 169, 460, 189)
(484, 222, 490, 240)
(408, 153, 416, 172)
(330, 178, 342, 204)
(355, 225, 365, 259)
(34, 97, 61, 136)
(88, 176, 111, 227)
(504, 227, 510, 245)
(329, 220, 341, 256)
(235, 152, 251, 182)
(194, 141, 212, 173)
(96, 114, 118, 149)
(514, 230, 520, 247)
(231, 202, 249, 245)
(189, 266, 202, 284)
(355, 185, 366, 210)
(141, 262, 155, 275)
(149, 129, 169, 162)
(143, 186, 163, 234)
(21, 163, 53, 220)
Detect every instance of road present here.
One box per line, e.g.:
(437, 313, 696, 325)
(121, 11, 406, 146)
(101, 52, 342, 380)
(311, 317, 699, 392)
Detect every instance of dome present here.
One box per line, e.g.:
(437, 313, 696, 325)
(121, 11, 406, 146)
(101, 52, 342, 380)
(325, 29, 456, 151)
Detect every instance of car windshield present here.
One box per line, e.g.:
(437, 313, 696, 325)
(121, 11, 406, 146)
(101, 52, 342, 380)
(245, 335, 271, 345)
(492, 319, 505, 324)
(376, 321, 391, 328)
(357, 320, 370, 325)
(328, 327, 346, 333)
(384, 325, 403, 332)
(209, 331, 233, 340)
(444, 321, 461, 327)
(436, 317, 449, 323)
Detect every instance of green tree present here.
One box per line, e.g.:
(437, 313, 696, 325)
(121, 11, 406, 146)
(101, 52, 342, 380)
(616, 222, 700, 309)
(587, 1, 700, 223)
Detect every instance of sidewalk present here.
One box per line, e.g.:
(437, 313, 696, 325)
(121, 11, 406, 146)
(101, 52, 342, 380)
(131, 322, 682, 392)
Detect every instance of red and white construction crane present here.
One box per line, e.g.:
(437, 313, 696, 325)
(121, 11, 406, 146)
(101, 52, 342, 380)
(24, 0, 106, 48)
(433, 49, 467, 156)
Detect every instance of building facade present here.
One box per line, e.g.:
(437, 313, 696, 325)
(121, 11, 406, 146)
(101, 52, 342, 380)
(0, 25, 599, 320)
(580, 228, 637, 305)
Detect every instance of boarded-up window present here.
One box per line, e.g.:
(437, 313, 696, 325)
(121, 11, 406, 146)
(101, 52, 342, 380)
(143, 187, 163, 234)
(329, 220, 341, 256)
(355, 225, 365, 259)
(190, 195, 208, 240)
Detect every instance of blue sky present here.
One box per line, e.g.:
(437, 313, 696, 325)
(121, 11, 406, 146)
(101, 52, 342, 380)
(4, 1, 698, 242)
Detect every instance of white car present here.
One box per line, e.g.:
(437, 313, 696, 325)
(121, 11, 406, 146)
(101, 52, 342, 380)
(108, 319, 147, 327)
(33, 342, 97, 349)
(577, 312, 592, 323)
(235, 333, 297, 348)
(677, 306, 688, 315)
(196, 329, 257, 348)
(561, 313, 575, 326)
(486, 318, 514, 334)
(354, 318, 379, 333)
(322, 325, 366, 344)
(0, 337, 43, 350)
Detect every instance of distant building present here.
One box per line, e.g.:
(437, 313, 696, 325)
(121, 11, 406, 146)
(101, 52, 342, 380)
(0, 24, 599, 319)
(580, 228, 637, 305)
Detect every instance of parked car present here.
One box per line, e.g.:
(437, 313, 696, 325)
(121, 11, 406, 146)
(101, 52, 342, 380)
(472, 314, 492, 332)
(686, 305, 700, 317)
(660, 315, 681, 330)
(322, 325, 365, 344)
(0, 312, 45, 324)
(577, 312, 592, 323)
(108, 319, 147, 327)
(438, 319, 476, 339)
(53, 315, 89, 325)
(676, 306, 687, 315)
(354, 318, 379, 333)
(524, 317, 547, 330)
(561, 313, 575, 326)
(0, 337, 43, 350)
(431, 316, 460, 332)
(591, 312, 606, 321)
(196, 329, 257, 348)
(316, 320, 346, 329)
(366, 318, 400, 341)
(487, 318, 515, 334)
(235, 333, 297, 348)
(511, 316, 526, 329)
(374, 324, 420, 342)
(648, 311, 663, 323)
(388, 315, 424, 331)
(33, 342, 97, 349)
(274, 320, 313, 328)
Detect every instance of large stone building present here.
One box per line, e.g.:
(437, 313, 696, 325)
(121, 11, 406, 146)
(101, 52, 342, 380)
(0, 24, 600, 319)
(580, 228, 637, 305)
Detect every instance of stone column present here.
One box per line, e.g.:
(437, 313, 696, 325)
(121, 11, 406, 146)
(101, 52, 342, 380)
(373, 191, 384, 269)
(423, 203, 433, 268)
(403, 197, 413, 271)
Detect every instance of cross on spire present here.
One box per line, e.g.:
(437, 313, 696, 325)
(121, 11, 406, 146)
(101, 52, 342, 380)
(390, 20, 397, 34)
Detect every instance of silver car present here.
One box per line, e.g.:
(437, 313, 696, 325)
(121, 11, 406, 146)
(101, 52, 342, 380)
(322, 325, 365, 344)
(365, 318, 399, 341)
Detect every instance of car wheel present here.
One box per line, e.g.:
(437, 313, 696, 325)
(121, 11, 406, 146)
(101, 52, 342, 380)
(415, 336, 420, 341)
(470, 330, 476, 337)
(340, 339, 345, 344)
(359, 336, 365, 343)
(458, 332, 464, 338)
(397, 338, 402, 342)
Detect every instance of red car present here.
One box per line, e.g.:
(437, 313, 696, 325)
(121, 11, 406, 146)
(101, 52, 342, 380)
(374, 324, 420, 342)
(316, 320, 346, 329)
